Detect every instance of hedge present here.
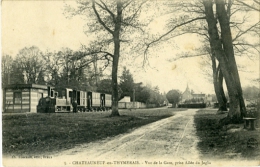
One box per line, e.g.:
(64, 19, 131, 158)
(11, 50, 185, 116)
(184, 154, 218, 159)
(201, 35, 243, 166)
(178, 103, 206, 108)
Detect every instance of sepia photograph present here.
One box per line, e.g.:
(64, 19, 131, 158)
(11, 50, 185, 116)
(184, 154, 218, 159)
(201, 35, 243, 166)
(1, 0, 260, 166)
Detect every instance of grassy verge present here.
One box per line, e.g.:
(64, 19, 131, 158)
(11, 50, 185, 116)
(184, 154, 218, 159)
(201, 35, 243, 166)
(2, 108, 185, 156)
(194, 109, 260, 160)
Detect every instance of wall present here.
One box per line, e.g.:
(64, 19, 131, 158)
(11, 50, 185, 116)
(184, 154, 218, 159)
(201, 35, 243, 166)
(30, 88, 48, 113)
(118, 102, 147, 109)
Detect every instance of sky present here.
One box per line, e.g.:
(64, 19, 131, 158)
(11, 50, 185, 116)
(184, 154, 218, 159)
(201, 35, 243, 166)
(2, 0, 259, 94)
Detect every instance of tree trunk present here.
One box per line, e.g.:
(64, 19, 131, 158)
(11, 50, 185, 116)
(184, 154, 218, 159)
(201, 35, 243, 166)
(93, 54, 99, 87)
(215, 0, 246, 118)
(203, 0, 244, 123)
(111, 55, 120, 116)
(211, 55, 227, 112)
(217, 66, 228, 111)
(110, 0, 122, 117)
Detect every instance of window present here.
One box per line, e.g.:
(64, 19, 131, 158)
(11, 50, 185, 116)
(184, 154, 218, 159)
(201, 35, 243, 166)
(61, 90, 65, 97)
(69, 91, 72, 97)
(14, 92, 22, 104)
(51, 90, 54, 97)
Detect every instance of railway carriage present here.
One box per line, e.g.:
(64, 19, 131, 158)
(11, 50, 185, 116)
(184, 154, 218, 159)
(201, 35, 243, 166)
(104, 94, 112, 110)
(3, 84, 112, 113)
(37, 87, 112, 113)
(77, 90, 88, 112)
(87, 91, 101, 111)
(100, 93, 112, 111)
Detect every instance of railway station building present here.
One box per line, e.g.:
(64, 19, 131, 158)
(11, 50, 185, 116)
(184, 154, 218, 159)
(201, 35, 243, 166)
(3, 84, 50, 113)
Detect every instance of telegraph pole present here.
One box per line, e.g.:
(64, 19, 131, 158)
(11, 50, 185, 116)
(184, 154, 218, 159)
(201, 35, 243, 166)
(133, 88, 135, 108)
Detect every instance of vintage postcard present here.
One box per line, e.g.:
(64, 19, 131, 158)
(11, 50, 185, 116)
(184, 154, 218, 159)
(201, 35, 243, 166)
(1, 0, 260, 167)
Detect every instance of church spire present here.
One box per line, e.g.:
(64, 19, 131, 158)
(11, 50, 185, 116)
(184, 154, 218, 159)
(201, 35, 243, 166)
(185, 83, 190, 92)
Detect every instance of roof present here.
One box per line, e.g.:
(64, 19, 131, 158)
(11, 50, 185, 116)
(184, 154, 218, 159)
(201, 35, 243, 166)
(119, 96, 131, 102)
(4, 84, 49, 90)
(192, 94, 205, 97)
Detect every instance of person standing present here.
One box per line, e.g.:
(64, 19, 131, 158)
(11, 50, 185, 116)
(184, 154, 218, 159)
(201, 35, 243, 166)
(72, 100, 78, 113)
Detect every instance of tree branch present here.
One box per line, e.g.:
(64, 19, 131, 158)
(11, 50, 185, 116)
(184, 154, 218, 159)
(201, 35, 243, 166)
(144, 16, 206, 56)
(96, 0, 115, 21)
(232, 21, 260, 41)
(236, 0, 260, 11)
(92, 0, 113, 34)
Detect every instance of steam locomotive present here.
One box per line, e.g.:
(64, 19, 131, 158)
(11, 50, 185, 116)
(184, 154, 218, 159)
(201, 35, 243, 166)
(37, 86, 112, 113)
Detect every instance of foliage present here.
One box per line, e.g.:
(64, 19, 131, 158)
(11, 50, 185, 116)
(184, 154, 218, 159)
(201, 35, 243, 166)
(119, 67, 135, 99)
(16, 46, 46, 84)
(2, 54, 16, 87)
(166, 89, 181, 107)
(118, 67, 166, 105)
(243, 86, 259, 100)
(97, 79, 113, 94)
(2, 46, 107, 92)
(97, 78, 123, 98)
(135, 86, 151, 103)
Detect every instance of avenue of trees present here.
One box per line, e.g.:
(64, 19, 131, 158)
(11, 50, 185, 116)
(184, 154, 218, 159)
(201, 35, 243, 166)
(2, 0, 259, 122)
(144, 0, 259, 123)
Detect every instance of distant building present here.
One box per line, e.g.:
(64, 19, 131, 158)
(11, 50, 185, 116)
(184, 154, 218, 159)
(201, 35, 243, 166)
(119, 96, 131, 103)
(192, 93, 206, 99)
(182, 85, 193, 102)
(205, 94, 213, 103)
(181, 84, 206, 103)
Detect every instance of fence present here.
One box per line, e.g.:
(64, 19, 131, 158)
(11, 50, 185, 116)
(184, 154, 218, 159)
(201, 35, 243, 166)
(118, 102, 147, 109)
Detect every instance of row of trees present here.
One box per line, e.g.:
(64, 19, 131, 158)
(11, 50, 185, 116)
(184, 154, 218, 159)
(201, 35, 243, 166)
(119, 67, 167, 106)
(2, 49, 166, 106)
(95, 66, 168, 106)
(2, 46, 108, 91)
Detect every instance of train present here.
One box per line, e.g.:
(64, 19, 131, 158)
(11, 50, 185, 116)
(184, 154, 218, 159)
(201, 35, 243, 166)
(37, 86, 112, 113)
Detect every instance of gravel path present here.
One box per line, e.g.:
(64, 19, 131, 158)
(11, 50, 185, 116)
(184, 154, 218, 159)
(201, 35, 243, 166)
(54, 109, 201, 161)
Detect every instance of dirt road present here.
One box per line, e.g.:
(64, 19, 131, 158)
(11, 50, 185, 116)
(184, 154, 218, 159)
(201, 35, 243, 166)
(54, 109, 201, 162)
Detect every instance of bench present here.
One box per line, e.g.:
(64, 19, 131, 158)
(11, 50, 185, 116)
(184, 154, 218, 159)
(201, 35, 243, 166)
(243, 117, 257, 130)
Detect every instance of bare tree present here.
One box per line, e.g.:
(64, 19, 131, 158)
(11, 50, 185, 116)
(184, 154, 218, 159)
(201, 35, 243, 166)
(236, 0, 260, 12)
(65, 0, 149, 116)
(144, 0, 259, 123)
(2, 54, 13, 87)
(203, 0, 247, 122)
(42, 50, 63, 87)
(16, 46, 46, 84)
